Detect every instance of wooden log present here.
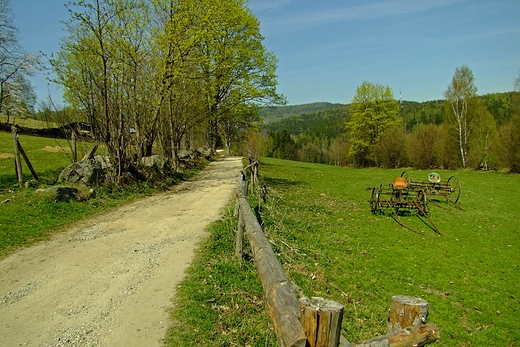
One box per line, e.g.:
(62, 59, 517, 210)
(72, 131, 77, 162)
(81, 143, 98, 161)
(17, 140, 39, 181)
(238, 195, 307, 347)
(11, 125, 23, 186)
(348, 323, 439, 347)
(387, 296, 429, 333)
(300, 297, 344, 347)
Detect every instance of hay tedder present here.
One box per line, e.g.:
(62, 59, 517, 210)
(400, 171, 461, 204)
(367, 172, 461, 235)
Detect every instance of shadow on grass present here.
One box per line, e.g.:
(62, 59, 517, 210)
(261, 176, 306, 188)
(0, 169, 65, 189)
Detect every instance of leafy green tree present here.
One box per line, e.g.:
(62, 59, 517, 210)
(496, 115, 520, 172)
(345, 81, 401, 166)
(444, 65, 478, 168)
(496, 71, 520, 172)
(175, 0, 284, 150)
(373, 125, 408, 168)
(407, 123, 442, 169)
(466, 99, 498, 169)
(219, 104, 260, 156)
(0, 0, 39, 119)
(267, 130, 297, 160)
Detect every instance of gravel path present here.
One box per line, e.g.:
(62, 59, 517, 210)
(0, 156, 243, 347)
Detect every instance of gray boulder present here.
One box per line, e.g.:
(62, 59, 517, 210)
(35, 186, 82, 202)
(94, 155, 111, 170)
(59, 159, 105, 186)
(141, 155, 168, 170)
(197, 147, 214, 159)
(177, 149, 193, 160)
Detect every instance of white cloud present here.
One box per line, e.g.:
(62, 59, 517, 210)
(248, 0, 293, 12)
(261, 0, 468, 33)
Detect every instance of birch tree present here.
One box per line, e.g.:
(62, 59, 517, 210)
(444, 65, 478, 168)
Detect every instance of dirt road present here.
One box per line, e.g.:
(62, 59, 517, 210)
(0, 156, 243, 347)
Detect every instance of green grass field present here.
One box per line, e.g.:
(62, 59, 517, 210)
(0, 131, 200, 257)
(167, 157, 519, 346)
(1, 130, 518, 345)
(0, 114, 59, 129)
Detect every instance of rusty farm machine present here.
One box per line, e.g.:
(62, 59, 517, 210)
(368, 172, 462, 235)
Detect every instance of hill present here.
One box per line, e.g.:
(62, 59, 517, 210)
(258, 102, 344, 123)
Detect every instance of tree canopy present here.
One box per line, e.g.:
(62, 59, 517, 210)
(0, 0, 39, 119)
(51, 0, 283, 180)
(345, 81, 401, 166)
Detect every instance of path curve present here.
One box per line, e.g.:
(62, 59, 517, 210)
(0, 156, 243, 347)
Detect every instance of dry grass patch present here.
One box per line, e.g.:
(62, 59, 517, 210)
(41, 146, 72, 153)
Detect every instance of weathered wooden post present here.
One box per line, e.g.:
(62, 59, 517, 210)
(300, 297, 344, 347)
(17, 140, 39, 181)
(11, 125, 23, 186)
(387, 295, 429, 333)
(235, 172, 248, 260)
(72, 131, 78, 162)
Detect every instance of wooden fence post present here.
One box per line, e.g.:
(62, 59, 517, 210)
(235, 211, 244, 260)
(11, 125, 23, 186)
(72, 131, 78, 162)
(300, 297, 344, 347)
(17, 140, 39, 181)
(235, 172, 248, 260)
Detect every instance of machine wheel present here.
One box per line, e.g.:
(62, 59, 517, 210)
(447, 176, 461, 203)
(370, 187, 380, 214)
(418, 190, 428, 215)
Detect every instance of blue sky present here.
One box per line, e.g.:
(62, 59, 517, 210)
(11, 0, 520, 107)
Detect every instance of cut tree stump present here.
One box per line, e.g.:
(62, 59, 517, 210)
(300, 297, 344, 347)
(387, 295, 429, 333)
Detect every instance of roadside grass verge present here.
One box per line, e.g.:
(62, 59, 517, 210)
(164, 204, 279, 346)
(166, 157, 519, 346)
(0, 131, 205, 257)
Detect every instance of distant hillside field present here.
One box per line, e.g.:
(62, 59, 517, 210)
(259, 102, 344, 123)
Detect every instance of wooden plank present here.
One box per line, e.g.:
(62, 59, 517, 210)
(238, 195, 307, 347)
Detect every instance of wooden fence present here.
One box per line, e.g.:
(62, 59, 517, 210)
(234, 163, 439, 347)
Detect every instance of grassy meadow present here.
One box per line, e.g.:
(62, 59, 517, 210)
(0, 114, 59, 129)
(167, 157, 519, 346)
(0, 131, 198, 256)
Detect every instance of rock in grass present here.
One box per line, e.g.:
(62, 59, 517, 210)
(35, 186, 82, 202)
(59, 159, 105, 186)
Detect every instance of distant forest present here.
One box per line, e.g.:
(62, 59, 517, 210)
(258, 91, 520, 171)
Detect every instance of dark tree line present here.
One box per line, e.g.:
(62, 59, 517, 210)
(262, 88, 520, 172)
